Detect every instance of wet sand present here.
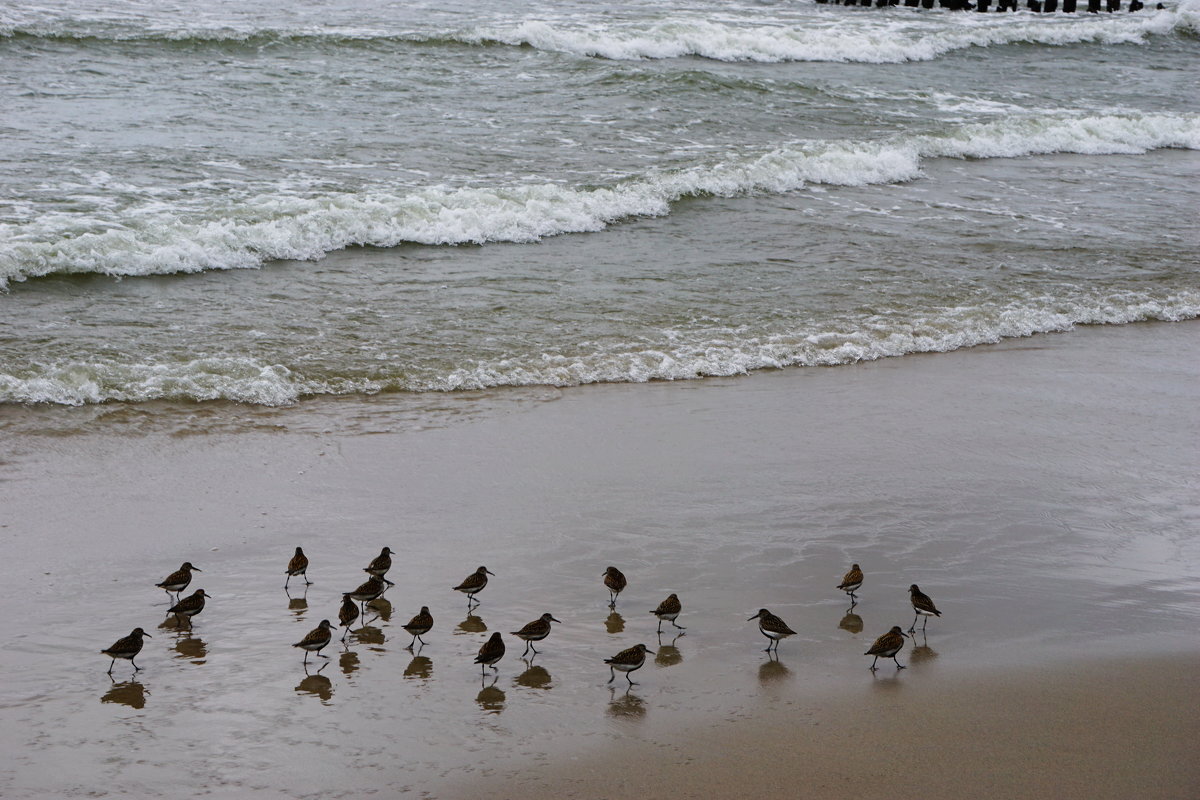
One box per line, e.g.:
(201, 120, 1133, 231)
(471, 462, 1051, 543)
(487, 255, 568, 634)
(458, 655, 1199, 800)
(1, 320, 1198, 798)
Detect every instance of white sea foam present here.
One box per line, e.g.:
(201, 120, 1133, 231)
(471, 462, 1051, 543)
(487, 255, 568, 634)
(2, 111, 1196, 288)
(468, 9, 1186, 64)
(2, 3, 1192, 60)
(3, 290, 1196, 405)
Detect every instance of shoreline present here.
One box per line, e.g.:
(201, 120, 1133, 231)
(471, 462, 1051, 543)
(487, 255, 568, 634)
(1, 320, 1197, 798)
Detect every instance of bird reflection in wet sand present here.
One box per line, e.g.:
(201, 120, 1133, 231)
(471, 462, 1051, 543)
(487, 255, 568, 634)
(365, 597, 392, 623)
(296, 664, 333, 703)
(839, 611, 864, 635)
(516, 662, 552, 690)
(101, 679, 148, 709)
(456, 614, 487, 635)
(758, 654, 792, 684)
(404, 655, 433, 680)
(355, 625, 385, 648)
(286, 590, 308, 617)
(476, 682, 505, 712)
(172, 633, 206, 663)
(607, 688, 646, 719)
(909, 632, 938, 667)
(654, 634, 683, 668)
(339, 649, 360, 677)
(605, 610, 625, 635)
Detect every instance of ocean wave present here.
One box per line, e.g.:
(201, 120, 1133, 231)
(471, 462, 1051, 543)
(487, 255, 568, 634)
(2, 111, 1196, 288)
(470, 11, 1185, 64)
(2, 4, 1192, 61)
(3, 291, 1196, 405)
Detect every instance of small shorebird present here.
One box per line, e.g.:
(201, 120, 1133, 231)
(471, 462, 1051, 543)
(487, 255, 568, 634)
(865, 626, 908, 671)
(474, 632, 505, 676)
(605, 643, 654, 686)
(285, 547, 310, 588)
(602, 566, 627, 607)
(649, 593, 684, 633)
(101, 627, 150, 674)
(908, 584, 942, 633)
(167, 589, 211, 626)
(837, 564, 864, 601)
(347, 575, 386, 616)
(453, 566, 494, 607)
(748, 608, 796, 653)
(293, 619, 335, 664)
(338, 593, 359, 642)
(156, 562, 200, 601)
(511, 612, 561, 657)
(402, 606, 434, 649)
(363, 546, 395, 586)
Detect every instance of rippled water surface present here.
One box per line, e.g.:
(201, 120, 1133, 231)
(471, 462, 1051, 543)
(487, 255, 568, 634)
(1, 0, 1198, 408)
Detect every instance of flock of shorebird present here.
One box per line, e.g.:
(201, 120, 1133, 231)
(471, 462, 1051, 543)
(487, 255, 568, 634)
(100, 552, 943, 683)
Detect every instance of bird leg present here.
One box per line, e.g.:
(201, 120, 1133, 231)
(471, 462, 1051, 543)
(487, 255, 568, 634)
(608, 666, 615, 683)
(870, 656, 879, 671)
(893, 656, 905, 670)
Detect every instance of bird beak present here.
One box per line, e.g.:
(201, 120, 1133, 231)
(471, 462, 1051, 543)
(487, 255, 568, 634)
(193, 567, 203, 571)
(485, 569, 495, 576)
(550, 616, 562, 623)
(143, 633, 152, 638)
(203, 591, 213, 598)
(645, 649, 656, 654)
(747, 614, 758, 621)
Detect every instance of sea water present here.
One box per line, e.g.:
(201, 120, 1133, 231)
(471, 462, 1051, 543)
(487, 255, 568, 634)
(1, 0, 1197, 415)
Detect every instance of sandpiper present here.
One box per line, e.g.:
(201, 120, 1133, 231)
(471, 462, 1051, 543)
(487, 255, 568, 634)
(865, 626, 908, 671)
(475, 632, 505, 676)
(453, 566, 494, 607)
(156, 562, 200, 601)
(285, 547, 310, 588)
(402, 606, 434, 649)
(347, 575, 386, 616)
(649, 593, 684, 633)
(338, 593, 360, 642)
(293, 619, 335, 664)
(364, 546, 395, 586)
(748, 608, 796, 653)
(167, 589, 211, 626)
(605, 643, 654, 686)
(511, 612, 561, 657)
(908, 584, 942, 633)
(602, 566, 627, 607)
(837, 564, 864, 601)
(101, 627, 151, 674)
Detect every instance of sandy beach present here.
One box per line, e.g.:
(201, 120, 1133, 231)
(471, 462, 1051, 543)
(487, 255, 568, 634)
(1, 320, 1198, 798)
